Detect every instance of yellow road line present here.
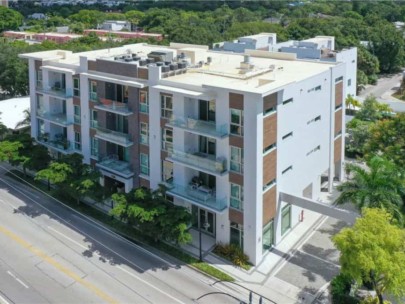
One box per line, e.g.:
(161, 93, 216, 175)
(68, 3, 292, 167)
(0, 225, 118, 304)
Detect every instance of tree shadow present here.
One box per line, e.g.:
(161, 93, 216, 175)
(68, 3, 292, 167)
(0, 176, 185, 275)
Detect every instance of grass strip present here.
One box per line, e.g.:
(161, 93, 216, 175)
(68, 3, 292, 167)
(6, 169, 234, 282)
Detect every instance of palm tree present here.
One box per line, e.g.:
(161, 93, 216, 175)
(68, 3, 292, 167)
(336, 156, 405, 224)
(15, 109, 30, 130)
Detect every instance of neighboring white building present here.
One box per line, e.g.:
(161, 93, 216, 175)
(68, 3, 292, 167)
(0, 96, 30, 131)
(20, 41, 348, 265)
(100, 20, 131, 32)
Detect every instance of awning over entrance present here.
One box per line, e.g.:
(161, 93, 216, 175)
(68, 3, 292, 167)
(280, 192, 359, 224)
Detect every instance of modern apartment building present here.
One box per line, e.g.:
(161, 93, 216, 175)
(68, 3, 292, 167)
(20, 41, 347, 265)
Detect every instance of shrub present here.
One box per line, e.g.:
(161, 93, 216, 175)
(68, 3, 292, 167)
(331, 273, 360, 304)
(213, 243, 251, 269)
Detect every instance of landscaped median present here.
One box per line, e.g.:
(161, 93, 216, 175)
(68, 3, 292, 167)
(6, 169, 234, 282)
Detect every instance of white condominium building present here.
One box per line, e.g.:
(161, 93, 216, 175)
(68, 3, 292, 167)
(20, 41, 349, 265)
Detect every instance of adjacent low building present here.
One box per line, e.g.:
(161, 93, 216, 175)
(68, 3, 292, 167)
(83, 30, 163, 41)
(20, 40, 348, 265)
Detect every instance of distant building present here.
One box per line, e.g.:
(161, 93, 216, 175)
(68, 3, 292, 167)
(214, 33, 277, 53)
(100, 20, 131, 32)
(0, 0, 8, 7)
(4, 31, 82, 44)
(84, 29, 163, 41)
(29, 13, 47, 20)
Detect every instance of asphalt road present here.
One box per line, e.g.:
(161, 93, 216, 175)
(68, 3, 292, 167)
(0, 164, 246, 304)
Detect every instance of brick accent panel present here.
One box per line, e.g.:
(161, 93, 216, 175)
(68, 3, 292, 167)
(88, 60, 97, 71)
(229, 171, 243, 186)
(74, 124, 80, 133)
(263, 149, 277, 186)
(229, 135, 243, 148)
(140, 144, 149, 155)
(161, 150, 168, 160)
(139, 178, 150, 189)
(35, 60, 42, 70)
(263, 113, 277, 149)
(73, 97, 80, 105)
(138, 68, 149, 80)
(160, 118, 169, 128)
(263, 186, 277, 225)
(229, 208, 244, 225)
(229, 93, 244, 110)
(96, 59, 138, 78)
(139, 112, 149, 123)
(90, 129, 96, 137)
(334, 109, 342, 137)
(335, 81, 343, 108)
(263, 93, 277, 112)
(334, 137, 342, 162)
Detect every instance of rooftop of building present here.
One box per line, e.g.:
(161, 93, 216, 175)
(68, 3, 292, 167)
(20, 42, 338, 94)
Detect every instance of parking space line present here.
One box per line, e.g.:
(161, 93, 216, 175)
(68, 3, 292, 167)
(296, 250, 340, 268)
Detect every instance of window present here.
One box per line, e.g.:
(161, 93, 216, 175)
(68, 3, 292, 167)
(74, 132, 81, 151)
(230, 183, 243, 210)
(162, 128, 173, 152)
(307, 115, 321, 125)
(315, 85, 321, 91)
(230, 222, 244, 249)
(230, 146, 243, 173)
(281, 205, 291, 235)
(263, 143, 276, 154)
(140, 122, 149, 145)
(36, 94, 44, 110)
(282, 132, 293, 140)
(140, 153, 149, 176)
(262, 220, 274, 252)
(348, 79, 352, 87)
(105, 83, 129, 104)
(306, 145, 321, 156)
(139, 90, 149, 113)
(282, 166, 293, 174)
(230, 109, 244, 136)
(335, 104, 343, 110)
(90, 110, 98, 128)
(74, 105, 81, 124)
(162, 160, 173, 184)
(282, 98, 293, 105)
(89, 80, 97, 101)
(161, 95, 173, 119)
(335, 76, 343, 83)
(36, 70, 43, 88)
(263, 178, 276, 191)
(91, 137, 98, 157)
(73, 78, 80, 97)
(315, 115, 321, 122)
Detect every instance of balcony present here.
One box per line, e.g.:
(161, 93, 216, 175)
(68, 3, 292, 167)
(37, 136, 74, 154)
(37, 110, 73, 126)
(36, 85, 73, 99)
(95, 126, 133, 147)
(94, 98, 133, 116)
(166, 182, 227, 213)
(167, 117, 228, 139)
(96, 155, 134, 179)
(167, 150, 227, 176)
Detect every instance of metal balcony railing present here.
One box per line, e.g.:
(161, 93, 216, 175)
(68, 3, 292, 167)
(37, 110, 73, 126)
(168, 116, 228, 138)
(168, 150, 227, 175)
(95, 126, 133, 147)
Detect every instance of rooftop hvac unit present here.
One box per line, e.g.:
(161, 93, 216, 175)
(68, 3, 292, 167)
(169, 63, 178, 71)
(162, 66, 170, 73)
(147, 50, 174, 63)
(156, 62, 164, 67)
(146, 58, 155, 64)
(178, 62, 187, 69)
(139, 59, 147, 66)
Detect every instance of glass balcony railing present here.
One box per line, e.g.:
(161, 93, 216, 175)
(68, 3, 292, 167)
(37, 110, 73, 126)
(95, 126, 133, 147)
(168, 150, 227, 175)
(36, 86, 73, 99)
(89, 92, 98, 101)
(94, 98, 133, 115)
(166, 182, 227, 212)
(37, 136, 73, 153)
(96, 155, 133, 178)
(168, 117, 228, 138)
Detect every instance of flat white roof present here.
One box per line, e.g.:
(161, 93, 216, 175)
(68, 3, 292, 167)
(0, 96, 30, 130)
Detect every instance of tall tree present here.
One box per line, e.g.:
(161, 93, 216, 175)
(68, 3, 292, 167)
(336, 156, 405, 224)
(0, 6, 23, 31)
(364, 113, 405, 169)
(333, 208, 405, 304)
(35, 162, 72, 191)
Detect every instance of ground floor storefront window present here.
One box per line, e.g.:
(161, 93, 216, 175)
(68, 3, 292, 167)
(262, 220, 274, 252)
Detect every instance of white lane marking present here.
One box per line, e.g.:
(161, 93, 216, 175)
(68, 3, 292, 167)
(117, 265, 185, 304)
(0, 293, 11, 304)
(7, 270, 29, 288)
(0, 198, 18, 210)
(0, 167, 174, 267)
(49, 225, 187, 303)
